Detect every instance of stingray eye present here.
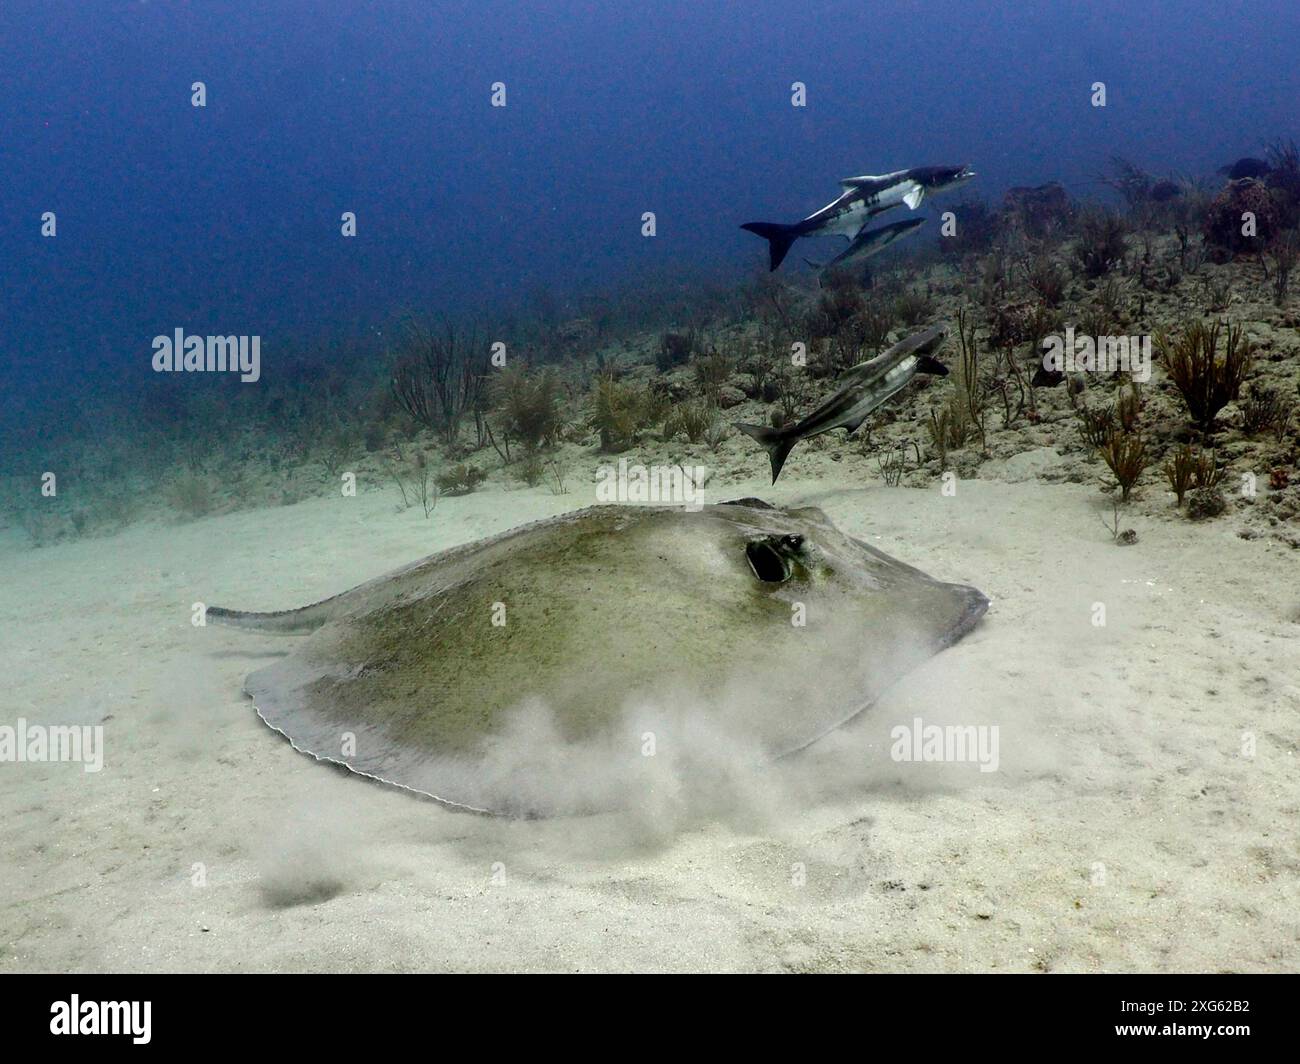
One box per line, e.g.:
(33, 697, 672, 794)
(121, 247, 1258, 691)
(781, 534, 804, 553)
(746, 539, 791, 583)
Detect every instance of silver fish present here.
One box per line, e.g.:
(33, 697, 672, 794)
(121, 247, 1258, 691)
(804, 217, 927, 282)
(735, 325, 947, 483)
(740, 164, 975, 270)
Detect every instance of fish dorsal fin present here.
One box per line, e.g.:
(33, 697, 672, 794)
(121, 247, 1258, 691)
(903, 186, 926, 209)
(837, 354, 885, 383)
(839, 169, 907, 189)
(839, 326, 945, 382)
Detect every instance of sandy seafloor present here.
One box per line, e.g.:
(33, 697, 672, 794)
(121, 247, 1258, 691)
(2, 474, 1298, 973)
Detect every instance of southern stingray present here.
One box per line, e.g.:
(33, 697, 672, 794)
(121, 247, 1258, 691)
(210, 498, 988, 815)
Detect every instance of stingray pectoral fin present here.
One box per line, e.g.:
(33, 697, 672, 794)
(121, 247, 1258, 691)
(914, 354, 949, 377)
(785, 505, 832, 524)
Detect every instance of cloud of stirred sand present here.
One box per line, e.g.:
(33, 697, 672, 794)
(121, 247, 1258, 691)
(386, 614, 1058, 845)
(246, 607, 1082, 885)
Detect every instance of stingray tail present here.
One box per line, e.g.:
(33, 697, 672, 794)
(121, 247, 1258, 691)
(734, 423, 798, 483)
(206, 602, 336, 634)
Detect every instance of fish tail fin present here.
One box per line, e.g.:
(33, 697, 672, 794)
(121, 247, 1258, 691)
(735, 422, 798, 483)
(801, 258, 829, 287)
(740, 222, 799, 271)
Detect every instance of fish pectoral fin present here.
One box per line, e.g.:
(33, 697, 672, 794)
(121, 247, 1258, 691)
(843, 412, 873, 436)
(903, 187, 926, 209)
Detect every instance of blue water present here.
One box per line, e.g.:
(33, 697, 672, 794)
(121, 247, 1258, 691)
(3, 0, 1299, 409)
